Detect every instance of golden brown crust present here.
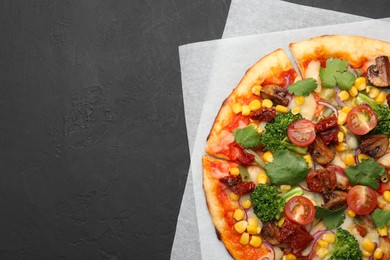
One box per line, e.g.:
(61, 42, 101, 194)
(290, 35, 390, 78)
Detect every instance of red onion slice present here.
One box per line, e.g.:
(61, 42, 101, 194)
(318, 101, 338, 117)
(298, 180, 310, 192)
(304, 230, 334, 258)
(261, 240, 275, 260)
(355, 148, 361, 165)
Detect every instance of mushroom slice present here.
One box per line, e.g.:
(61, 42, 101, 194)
(360, 134, 389, 158)
(309, 137, 335, 165)
(322, 190, 348, 210)
(367, 56, 390, 87)
(261, 221, 280, 245)
(260, 84, 289, 106)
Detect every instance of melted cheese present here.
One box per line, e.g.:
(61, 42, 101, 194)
(305, 60, 322, 92)
(289, 93, 317, 120)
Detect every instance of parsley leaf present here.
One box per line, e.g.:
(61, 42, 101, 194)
(319, 58, 356, 90)
(371, 209, 390, 228)
(234, 125, 261, 148)
(315, 206, 346, 229)
(265, 150, 309, 185)
(288, 78, 318, 96)
(344, 158, 385, 189)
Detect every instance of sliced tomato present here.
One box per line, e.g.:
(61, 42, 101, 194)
(284, 196, 316, 225)
(287, 119, 316, 147)
(346, 105, 378, 135)
(347, 185, 378, 215)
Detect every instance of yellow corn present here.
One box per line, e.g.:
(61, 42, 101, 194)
(303, 154, 313, 168)
(343, 154, 355, 166)
(278, 217, 285, 227)
(316, 248, 329, 258)
(257, 128, 263, 135)
(377, 226, 388, 236)
(335, 142, 348, 152)
(384, 191, 390, 202)
(229, 167, 240, 176)
(347, 209, 356, 218)
(248, 218, 258, 227)
(275, 105, 288, 113)
(378, 196, 388, 209)
(248, 122, 258, 129)
(294, 96, 305, 105)
(337, 131, 345, 143)
(242, 105, 251, 116)
(234, 220, 248, 234)
(242, 199, 252, 209)
(369, 87, 380, 99)
(358, 154, 369, 162)
(341, 106, 352, 114)
(232, 103, 242, 114)
(230, 192, 240, 201)
(250, 235, 262, 247)
(252, 85, 262, 96)
(366, 85, 372, 93)
(249, 99, 262, 111)
(285, 254, 297, 260)
(338, 90, 350, 101)
(362, 238, 375, 252)
(291, 107, 300, 115)
(247, 225, 260, 235)
(257, 173, 268, 184)
(339, 125, 348, 134)
(374, 248, 384, 259)
(338, 111, 347, 125)
(263, 151, 273, 163)
(322, 233, 336, 244)
(239, 232, 250, 245)
(317, 240, 329, 248)
(376, 91, 387, 104)
(362, 250, 372, 257)
(348, 86, 358, 97)
(233, 208, 245, 221)
(262, 99, 273, 108)
(280, 185, 292, 193)
(355, 77, 367, 90)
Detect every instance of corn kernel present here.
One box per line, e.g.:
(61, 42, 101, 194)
(337, 131, 345, 143)
(339, 125, 348, 134)
(338, 111, 347, 125)
(285, 254, 297, 260)
(383, 191, 390, 202)
(358, 153, 369, 162)
(247, 225, 260, 235)
(250, 235, 262, 247)
(275, 105, 289, 113)
(239, 232, 250, 245)
(322, 233, 336, 244)
(231, 103, 242, 114)
(317, 240, 329, 248)
(229, 167, 240, 176)
(303, 154, 313, 168)
(335, 142, 348, 152)
(366, 85, 372, 93)
(369, 88, 380, 99)
(348, 86, 358, 97)
(234, 220, 248, 234)
(294, 96, 305, 105)
(249, 99, 262, 111)
(316, 248, 329, 258)
(338, 90, 350, 101)
(262, 99, 273, 108)
(355, 77, 367, 89)
(233, 208, 245, 221)
(376, 91, 387, 104)
(291, 107, 300, 115)
(341, 106, 352, 114)
(363, 250, 372, 257)
(347, 209, 356, 218)
(230, 192, 240, 201)
(248, 218, 258, 227)
(280, 185, 292, 193)
(362, 238, 375, 252)
(242, 105, 251, 116)
(252, 85, 262, 96)
(278, 217, 285, 227)
(263, 151, 273, 163)
(377, 226, 388, 236)
(257, 173, 268, 184)
(343, 154, 355, 166)
(374, 248, 384, 259)
(242, 199, 252, 209)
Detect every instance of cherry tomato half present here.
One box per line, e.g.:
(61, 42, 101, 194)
(284, 196, 316, 225)
(347, 185, 378, 215)
(346, 105, 378, 135)
(287, 119, 316, 147)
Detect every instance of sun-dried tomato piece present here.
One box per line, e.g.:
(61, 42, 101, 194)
(219, 175, 256, 195)
(228, 142, 254, 166)
(250, 108, 276, 122)
(315, 115, 338, 132)
(306, 168, 337, 193)
(319, 127, 339, 145)
(278, 219, 313, 251)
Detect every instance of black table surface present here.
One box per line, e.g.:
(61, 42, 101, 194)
(0, 1, 388, 259)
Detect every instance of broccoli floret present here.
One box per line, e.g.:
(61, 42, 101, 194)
(328, 228, 362, 260)
(250, 185, 303, 222)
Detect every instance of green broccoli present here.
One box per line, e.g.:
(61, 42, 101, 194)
(328, 228, 362, 260)
(355, 93, 390, 135)
(250, 185, 303, 222)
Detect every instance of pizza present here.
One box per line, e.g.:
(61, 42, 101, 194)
(203, 35, 390, 260)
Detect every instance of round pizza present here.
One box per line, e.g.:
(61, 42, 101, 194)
(203, 35, 390, 260)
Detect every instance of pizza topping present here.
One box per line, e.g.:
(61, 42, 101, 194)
(322, 190, 348, 210)
(346, 104, 378, 135)
(327, 228, 362, 260)
(306, 169, 336, 193)
(284, 196, 316, 225)
(347, 185, 378, 215)
(233, 125, 261, 149)
(315, 115, 339, 145)
(315, 115, 337, 132)
(327, 164, 350, 191)
(219, 175, 256, 195)
(287, 119, 316, 147)
(250, 107, 276, 122)
(360, 134, 389, 158)
(308, 136, 335, 165)
(228, 142, 254, 166)
(287, 78, 318, 97)
(278, 219, 313, 251)
(260, 84, 289, 106)
(261, 221, 280, 245)
(319, 58, 356, 90)
(344, 158, 385, 190)
(314, 206, 346, 229)
(367, 56, 390, 87)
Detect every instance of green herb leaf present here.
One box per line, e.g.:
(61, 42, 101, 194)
(265, 150, 309, 185)
(288, 78, 318, 96)
(234, 125, 261, 148)
(344, 158, 385, 189)
(371, 209, 390, 228)
(319, 58, 356, 90)
(315, 206, 346, 229)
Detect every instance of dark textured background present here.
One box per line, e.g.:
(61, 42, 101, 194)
(0, 0, 388, 259)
